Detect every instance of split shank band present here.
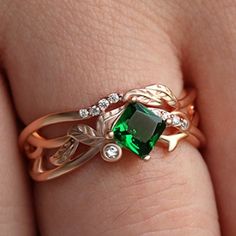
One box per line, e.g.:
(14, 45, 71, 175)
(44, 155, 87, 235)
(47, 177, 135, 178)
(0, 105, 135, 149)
(19, 84, 205, 181)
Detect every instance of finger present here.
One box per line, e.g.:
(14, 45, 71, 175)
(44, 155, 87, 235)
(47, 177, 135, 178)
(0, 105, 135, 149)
(182, 1, 236, 235)
(3, 1, 220, 235)
(0, 75, 36, 235)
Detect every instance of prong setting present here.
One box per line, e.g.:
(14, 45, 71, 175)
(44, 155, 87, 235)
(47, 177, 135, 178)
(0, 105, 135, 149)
(131, 96, 137, 103)
(143, 155, 151, 161)
(106, 131, 114, 139)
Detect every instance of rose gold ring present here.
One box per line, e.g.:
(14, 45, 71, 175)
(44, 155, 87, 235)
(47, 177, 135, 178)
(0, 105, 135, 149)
(19, 84, 205, 181)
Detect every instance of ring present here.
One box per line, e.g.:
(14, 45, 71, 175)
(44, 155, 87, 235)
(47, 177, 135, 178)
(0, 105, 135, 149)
(19, 84, 205, 181)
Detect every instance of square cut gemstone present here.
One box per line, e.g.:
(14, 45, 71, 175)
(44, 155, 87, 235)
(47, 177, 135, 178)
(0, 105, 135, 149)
(112, 102, 166, 158)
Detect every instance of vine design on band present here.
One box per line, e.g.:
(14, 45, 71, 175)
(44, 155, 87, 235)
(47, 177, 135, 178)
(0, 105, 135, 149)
(19, 84, 204, 181)
(48, 85, 191, 166)
(123, 84, 178, 108)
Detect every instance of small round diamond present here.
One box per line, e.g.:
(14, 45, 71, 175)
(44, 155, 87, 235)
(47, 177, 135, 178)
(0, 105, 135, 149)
(89, 106, 100, 116)
(108, 93, 120, 103)
(153, 109, 162, 117)
(98, 98, 109, 110)
(172, 115, 181, 126)
(162, 112, 170, 121)
(79, 109, 89, 118)
(105, 146, 119, 158)
(101, 143, 122, 162)
(181, 119, 189, 130)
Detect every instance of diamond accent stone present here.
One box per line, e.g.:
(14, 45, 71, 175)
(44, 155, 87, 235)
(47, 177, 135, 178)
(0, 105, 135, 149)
(181, 119, 189, 130)
(172, 115, 181, 126)
(98, 98, 109, 110)
(108, 93, 120, 103)
(102, 143, 122, 162)
(89, 106, 100, 116)
(104, 145, 119, 159)
(161, 112, 170, 121)
(79, 109, 89, 118)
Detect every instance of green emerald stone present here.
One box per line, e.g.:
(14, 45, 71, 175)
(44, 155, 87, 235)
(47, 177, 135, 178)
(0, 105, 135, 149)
(112, 102, 166, 158)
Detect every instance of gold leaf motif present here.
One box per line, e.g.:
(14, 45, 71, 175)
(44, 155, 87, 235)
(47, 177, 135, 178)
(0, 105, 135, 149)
(123, 84, 177, 108)
(50, 138, 79, 166)
(69, 124, 104, 146)
(96, 106, 125, 135)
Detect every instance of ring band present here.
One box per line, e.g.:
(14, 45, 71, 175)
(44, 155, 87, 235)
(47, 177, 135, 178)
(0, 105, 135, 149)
(19, 84, 205, 181)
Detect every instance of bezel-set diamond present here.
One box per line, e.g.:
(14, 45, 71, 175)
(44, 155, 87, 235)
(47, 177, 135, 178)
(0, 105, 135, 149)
(105, 145, 119, 158)
(101, 143, 122, 162)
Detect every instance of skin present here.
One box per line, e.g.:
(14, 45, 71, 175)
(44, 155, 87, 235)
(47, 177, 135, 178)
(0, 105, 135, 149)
(0, 0, 235, 235)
